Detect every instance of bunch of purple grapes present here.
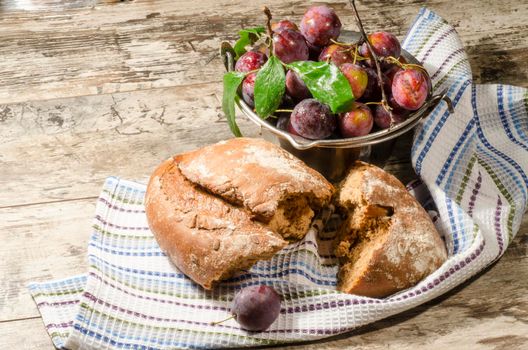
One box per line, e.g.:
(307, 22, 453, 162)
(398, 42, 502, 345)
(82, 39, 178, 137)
(234, 5, 431, 140)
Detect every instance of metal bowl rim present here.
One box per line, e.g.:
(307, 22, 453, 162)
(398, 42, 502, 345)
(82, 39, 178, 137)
(224, 30, 442, 150)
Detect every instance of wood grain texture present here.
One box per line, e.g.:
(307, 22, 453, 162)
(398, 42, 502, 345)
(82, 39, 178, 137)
(0, 199, 93, 321)
(0, 84, 259, 207)
(0, 0, 527, 348)
(0, 318, 55, 349)
(0, 0, 526, 104)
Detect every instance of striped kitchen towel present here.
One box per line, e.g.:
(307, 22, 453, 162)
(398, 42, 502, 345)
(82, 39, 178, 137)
(29, 8, 528, 349)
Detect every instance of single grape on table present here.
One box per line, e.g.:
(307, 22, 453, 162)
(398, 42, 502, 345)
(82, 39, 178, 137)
(230, 285, 281, 332)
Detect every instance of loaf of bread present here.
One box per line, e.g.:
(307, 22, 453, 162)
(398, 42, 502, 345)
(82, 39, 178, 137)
(335, 162, 447, 298)
(145, 138, 334, 289)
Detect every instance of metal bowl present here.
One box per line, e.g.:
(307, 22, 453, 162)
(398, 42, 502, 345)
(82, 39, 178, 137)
(221, 30, 452, 181)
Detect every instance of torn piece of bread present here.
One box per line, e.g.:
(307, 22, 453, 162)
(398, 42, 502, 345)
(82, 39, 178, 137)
(145, 156, 288, 289)
(335, 162, 447, 298)
(145, 138, 334, 289)
(177, 137, 334, 240)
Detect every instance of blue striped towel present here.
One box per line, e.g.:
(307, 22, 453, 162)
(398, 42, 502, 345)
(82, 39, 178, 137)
(29, 8, 528, 349)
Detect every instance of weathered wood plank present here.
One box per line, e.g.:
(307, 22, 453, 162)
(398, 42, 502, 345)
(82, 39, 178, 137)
(0, 317, 55, 349)
(0, 198, 93, 321)
(0, 0, 526, 104)
(0, 0, 527, 348)
(2, 312, 527, 350)
(0, 83, 259, 207)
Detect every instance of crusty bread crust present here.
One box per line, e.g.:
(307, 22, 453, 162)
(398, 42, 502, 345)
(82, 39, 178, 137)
(336, 162, 447, 298)
(145, 138, 335, 289)
(178, 138, 334, 239)
(178, 138, 333, 219)
(145, 155, 288, 290)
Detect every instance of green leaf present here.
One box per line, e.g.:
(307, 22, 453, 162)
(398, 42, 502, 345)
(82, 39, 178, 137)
(254, 56, 286, 119)
(287, 61, 355, 113)
(233, 27, 266, 59)
(222, 71, 246, 137)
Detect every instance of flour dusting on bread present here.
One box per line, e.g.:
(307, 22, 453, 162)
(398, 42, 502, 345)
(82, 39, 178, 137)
(178, 138, 334, 240)
(335, 161, 447, 298)
(145, 138, 335, 289)
(145, 139, 446, 295)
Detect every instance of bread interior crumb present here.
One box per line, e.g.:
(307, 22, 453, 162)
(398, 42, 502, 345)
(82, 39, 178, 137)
(335, 198, 393, 290)
(267, 195, 315, 241)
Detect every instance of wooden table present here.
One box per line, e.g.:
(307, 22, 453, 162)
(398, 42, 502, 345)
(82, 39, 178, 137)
(1, 0, 527, 348)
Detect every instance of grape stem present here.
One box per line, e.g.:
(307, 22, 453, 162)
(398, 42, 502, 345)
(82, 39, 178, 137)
(329, 38, 357, 47)
(328, 38, 368, 63)
(263, 6, 274, 53)
(352, 44, 359, 65)
(348, 0, 393, 125)
(246, 68, 260, 75)
(384, 56, 404, 68)
(210, 314, 235, 326)
(385, 56, 429, 75)
(275, 109, 294, 113)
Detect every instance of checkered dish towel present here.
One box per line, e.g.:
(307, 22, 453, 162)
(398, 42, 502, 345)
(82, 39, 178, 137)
(29, 8, 528, 349)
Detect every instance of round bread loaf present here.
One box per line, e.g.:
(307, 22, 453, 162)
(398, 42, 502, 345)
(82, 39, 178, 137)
(145, 138, 334, 289)
(335, 161, 447, 298)
(177, 137, 334, 240)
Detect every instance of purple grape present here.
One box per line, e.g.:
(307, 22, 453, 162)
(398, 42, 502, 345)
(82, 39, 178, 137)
(241, 73, 256, 107)
(319, 44, 353, 67)
(271, 20, 298, 33)
(290, 99, 336, 139)
(285, 70, 311, 102)
(235, 51, 267, 73)
(339, 63, 368, 100)
(231, 285, 281, 331)
(300, 5, 341, 47)
(273, 29, 309, 64)
(359, 31, 401, 59)
(276, 114, 290, 131)
(360, 68, 381, 101)
(373, 104, 408, 129)
(287, 118, 301, 136)
(338, 102, 373, 137)
(392, 68, 430, 110)
(273, 113, 300, 136)
(360, 68, 391, 102)
(388, 93, 409, 114)
(281, 93, 296, 108)
(306, 40, 323, 60)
